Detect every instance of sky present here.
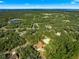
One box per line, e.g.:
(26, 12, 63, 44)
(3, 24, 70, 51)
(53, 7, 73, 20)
(0, 0, 79, 9)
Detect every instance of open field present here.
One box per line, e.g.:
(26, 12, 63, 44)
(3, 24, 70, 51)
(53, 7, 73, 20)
(0, 10, 79, 59)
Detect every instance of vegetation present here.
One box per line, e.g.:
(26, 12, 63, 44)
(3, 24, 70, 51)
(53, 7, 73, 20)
(0, 11, 79, 59)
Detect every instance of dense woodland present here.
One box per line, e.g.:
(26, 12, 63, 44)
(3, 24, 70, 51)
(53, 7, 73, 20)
(0, 11, 79, 59)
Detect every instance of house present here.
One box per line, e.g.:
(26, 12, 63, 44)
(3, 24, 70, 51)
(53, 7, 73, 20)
(33, 36, 50, 59)
(33, 41, 45, 52)
(42, 36, 51, 44)
(33, 36, 51, 52)
(55, 32, 61, 36)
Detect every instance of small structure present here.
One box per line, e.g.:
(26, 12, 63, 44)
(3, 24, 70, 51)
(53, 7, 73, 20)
(55, 32, 61, 36)
(42, 36, 51, 44)
(33, 36, 51, 52)
(34, 41, 45, 52)
(33, 35, 50, 59)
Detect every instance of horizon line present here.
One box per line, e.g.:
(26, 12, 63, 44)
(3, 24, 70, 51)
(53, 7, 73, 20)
(0, 5, 79, 9)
